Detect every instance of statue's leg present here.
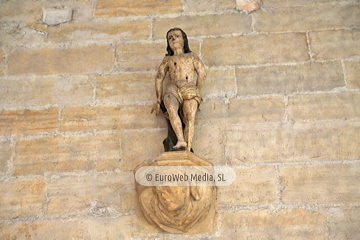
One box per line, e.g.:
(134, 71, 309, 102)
(182, 99, 198, 151)
(163, 94, 187, 149)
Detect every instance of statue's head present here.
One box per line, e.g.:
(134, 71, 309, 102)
(166, 28, 191, 56)
(154, 185, 200, 211)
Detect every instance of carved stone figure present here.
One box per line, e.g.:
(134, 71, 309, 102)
(134, 152, 217, 234)
(151, 28, 206, 152)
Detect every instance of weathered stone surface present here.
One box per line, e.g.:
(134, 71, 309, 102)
(0, 0, 94, 22)
(0, 108, 58, 136)
(262, 0, 339, 8)
(14, 133, 120, 176)
(42, 7, 73, 26)
(116, 40, 199, 70)
(47, 173, 133, 215)
(0, 22, 47, 48)
(202, 33, 309, 66)
(60, 105, 164, 132)
(0, 76, 93, 109)
(116, 41, 167, 70)
(237, 0, 261, 12)
(197, 96, 285, 125)
(196, 99, 228, 125)
(310, 29, 360, 60)
(219, 166, 278, 206)
(0, 216, 134, 239)
(0, 178, 46, 219)
(344, 60, 360, 89)
(153, 13, 252, 39)
(48, 20, 149, 42)
(288, 92, 360, 121)
(8, 45, 114, 75)
(0, 48, 5, 76)
(236, 61, 344, 95)
(219, 209, 326, 239)
(120, 129, 166, 171)
(118, 189, 138, 213)
(228, 97, 285, 124)
(328, 207, 360, 240)
(280, 163, 360, 204)
(0, 139, 11, 175)
(0, 1, 45, 22)
(255, 4, 359, 32)
(185, 0, 234, 12)
(96, 73, 154, 104)
(192, 126, 225, 165)
(95, 0, 183, 17)
(226, 121, 360, 163)
(201, 68, 236, 98)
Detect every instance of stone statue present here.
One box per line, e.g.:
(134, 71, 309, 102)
(151, 28, 206, 152)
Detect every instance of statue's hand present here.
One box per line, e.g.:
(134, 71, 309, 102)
(151, 103, 161, 116)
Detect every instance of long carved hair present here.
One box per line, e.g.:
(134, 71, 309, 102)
(166, 28, 192, 56)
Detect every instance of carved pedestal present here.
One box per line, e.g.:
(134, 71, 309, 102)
(134, 151, 217, 234)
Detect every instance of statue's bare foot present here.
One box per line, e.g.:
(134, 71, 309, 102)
(173, 140, 187, 150)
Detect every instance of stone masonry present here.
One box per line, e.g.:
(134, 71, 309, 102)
(0, 0, 359, 239)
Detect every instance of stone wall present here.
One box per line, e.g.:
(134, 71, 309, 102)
(0, 0, 359, 239)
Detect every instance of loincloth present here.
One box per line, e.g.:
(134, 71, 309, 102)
(165, 84, 202, 105)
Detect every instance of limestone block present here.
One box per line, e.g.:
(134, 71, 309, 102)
(328, 207, 360, 240)
(48, 20, 149, 42)
(60, 105, 165, 132)
(0, 108, 58, 136)
(0, 49, 5, 76)
(14, 133, 120, 176)
(0, 22, 47, 48)
(344, 60, 360, 89)
(8, 45, 114, 76)
(309, 29, 360, 60)
(236, 61, 344, 95)
(47, 173, 133, 215)
(0, 76, 93, 109)
(96, 73, 155, 104)
(42, 7, 73, 26)
(202, 33, 309, 66)
(192, 126, 226, 165)
(262, 0, 344, 8)
(288, 92, 360, 121)
(0, 139, 11, 175)
(226, 121, 360, 163)
(119, 129, 166, 171)
(196, 96, 285, 125)
(201, 68, 236, 98)
(219, 166, 278, 206)
(95, 0, 183, 17)
(153, 13, 252, 39)
(255, 4, 359, 32)
(280, 163, 360, 204)
(219, 209, 326, 239)
(0, 216, 134, 239)
(0, 0, 93, 22)
(237, 0, 261, 13)
(0, 178, 46, 219)
(185, 0, 234, 12)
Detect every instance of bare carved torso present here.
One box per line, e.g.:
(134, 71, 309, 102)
(166, 53, 197, 88)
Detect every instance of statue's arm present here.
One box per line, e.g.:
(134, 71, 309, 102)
(193, 53, 206, 90)
(151, 57, 168, 115)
